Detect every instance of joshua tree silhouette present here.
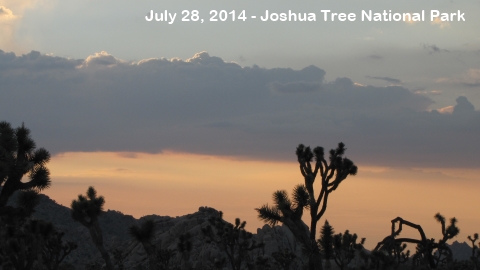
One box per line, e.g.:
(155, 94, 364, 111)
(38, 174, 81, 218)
(71, 186, 113, 270)
(375, 213, 459, 269)
(256, 142, 357, 270)
(318, 220, 335, 270)
(129, 219, 157, 270)
(202, 211, 264, 270)
(0, 121, 76, 270)
(332, 230, 365, 270)
(0, 121, 51, 212)
(468, 233, 480, 268)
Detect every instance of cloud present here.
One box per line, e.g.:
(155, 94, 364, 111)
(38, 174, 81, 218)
(423, 44, 450, 54)
(453, 96, 475, 115)
(0, 6, 17, 51)
(460, 69, 480, 87)
(435, 68, 480, 87)
(0, 6, 15, 20)
(437, 106, 454, 114)
(81, 51, 124, 68)
(0, 0, 54, 52)
(269, 81, 322, 94)
(431, 17, 450, 29)
(366, 76, 402, 84)
(436, 97, 475, 115)
(0, 50, 479, 168)
(116, 152, 138, 159)
(414, 90, 442, 96)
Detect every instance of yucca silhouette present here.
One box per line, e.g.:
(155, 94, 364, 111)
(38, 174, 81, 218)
(129, 219, 157, 270)
(71, 186, 113, 270)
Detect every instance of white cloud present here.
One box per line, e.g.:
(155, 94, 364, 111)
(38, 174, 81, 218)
(0, 0, 54, 52)
(81, 51, 125, 68)
(0, 6, 15, 20)
(0, 6, 17, 51)
(431, 17, 451, 29)
(437, 105, 453, 114)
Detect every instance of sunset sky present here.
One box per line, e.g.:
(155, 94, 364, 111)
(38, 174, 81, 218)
(1, 0, 479, 250)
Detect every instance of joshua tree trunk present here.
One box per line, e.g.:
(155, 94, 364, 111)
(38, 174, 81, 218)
(88, 220, 114, 270)
(141, 241, 157, 270)
(280, 218, 323, 270)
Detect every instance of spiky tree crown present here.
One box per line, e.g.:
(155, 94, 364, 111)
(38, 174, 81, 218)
(0, 121, 51, 209)
(71, 186, 105, 225)
(129, 219, 155, 243)
(435, 213, 460, 240)
(256, 184, 309, 226)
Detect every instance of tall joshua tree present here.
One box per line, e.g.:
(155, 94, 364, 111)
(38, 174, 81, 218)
(129, 219, 157, 270)
(256, 142, 357, 270)
(71, 187, 113, 270)
(0, 121, 51, 211)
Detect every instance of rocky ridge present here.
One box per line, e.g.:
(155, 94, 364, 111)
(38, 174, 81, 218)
(27, 194, 306, 269)
(10, 192, 477, 269)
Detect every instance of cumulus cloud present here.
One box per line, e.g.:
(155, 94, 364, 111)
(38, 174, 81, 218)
(453, 96, 475, 114)
(81, 51, 124, 68)
(436, 97, 475, 116)
(0, 50, 479, 168)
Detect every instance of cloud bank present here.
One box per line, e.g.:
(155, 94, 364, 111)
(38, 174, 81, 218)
(0, 50, 479, 168)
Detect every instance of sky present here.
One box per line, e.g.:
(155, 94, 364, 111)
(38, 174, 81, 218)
(1, 0, 480, 250)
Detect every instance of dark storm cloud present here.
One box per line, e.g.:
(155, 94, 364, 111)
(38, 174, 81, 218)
(366, 76, 402, 84)
(1, 50, 479, 168)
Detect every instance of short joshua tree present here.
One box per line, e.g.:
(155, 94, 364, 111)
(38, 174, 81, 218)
(71, 187, 113, 270)
(129, 219, 157, 270)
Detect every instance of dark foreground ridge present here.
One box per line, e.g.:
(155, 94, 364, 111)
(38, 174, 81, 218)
(11, 192, 473, 269)
(24, 192, 310, 269)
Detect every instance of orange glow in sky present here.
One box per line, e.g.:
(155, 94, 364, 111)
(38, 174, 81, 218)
(44, 151, 480, 250)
